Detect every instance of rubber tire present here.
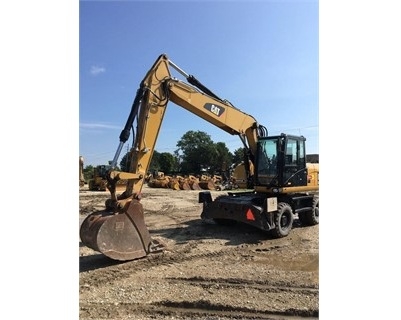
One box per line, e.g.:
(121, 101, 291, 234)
(271, 202, 294, 238)
(298, 197, 319, 226)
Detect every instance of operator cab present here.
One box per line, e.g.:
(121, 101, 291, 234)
(255, 134, 307, 188)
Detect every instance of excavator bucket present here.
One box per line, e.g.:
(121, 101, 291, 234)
(80, 199, 164, 261)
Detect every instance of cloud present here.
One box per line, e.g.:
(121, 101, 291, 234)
(80, 122, 120, 130)
(90, 65, 106, 75)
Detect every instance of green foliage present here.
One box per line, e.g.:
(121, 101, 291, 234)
(159, 152, 179, 173)
(175, 131, 214, 174)
(119, 149, 161, 173)
(118, 149, 179, 175)
(104, 130, 240, 177)
(83, 165, 94, 181)
(232, 147, 246, 164)
(119, 153, 130, 172)
(149, 150, 160, 172)
(175, 130, 233, 175)
(210, 142, 233, 174)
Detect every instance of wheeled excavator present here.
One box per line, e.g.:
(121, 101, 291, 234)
(80, 54, 319, 261)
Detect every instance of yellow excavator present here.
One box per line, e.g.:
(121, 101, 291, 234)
(80, 54, 319, 261)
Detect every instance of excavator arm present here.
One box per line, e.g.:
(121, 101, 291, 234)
(80, 54, 268, 261)
(107, 54, 267, 204)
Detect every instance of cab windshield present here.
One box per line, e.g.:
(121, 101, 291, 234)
(256, 138, 278, 186)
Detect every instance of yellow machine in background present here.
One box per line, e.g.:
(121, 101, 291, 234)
(80, 54, 319, 261)
(88, 164, 128, 192)
(88, 165, 109, 191)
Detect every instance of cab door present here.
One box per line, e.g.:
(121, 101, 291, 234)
(283, 137, 307, 187)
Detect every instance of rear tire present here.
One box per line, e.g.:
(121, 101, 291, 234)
(271, 202, 294, 238)
(298, 197, 319, 226)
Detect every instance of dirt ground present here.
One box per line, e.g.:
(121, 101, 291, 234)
(79, 184, 319, 320)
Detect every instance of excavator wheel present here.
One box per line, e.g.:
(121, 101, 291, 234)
(80, 199, 164, 261)
(271, 202, 294, 238)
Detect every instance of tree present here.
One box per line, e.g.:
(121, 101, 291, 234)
(117, 130, 237, 176)
(83, 165, 94, 181)
(175, 130, 217, 174)
(210, 142, 233, 174)
(158, 152, 178, 174)
(119, 152, 130, 172)
(149, 150, 161, 173)
(119, 149, 178, 174)
(232, 147, 246, 165)
(120, 149, 161, 173)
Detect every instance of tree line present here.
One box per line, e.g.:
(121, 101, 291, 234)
(82, 130, 319, 182)
(83, 130, 246, 181)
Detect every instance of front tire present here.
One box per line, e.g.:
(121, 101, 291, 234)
(271, 202, 294, 238)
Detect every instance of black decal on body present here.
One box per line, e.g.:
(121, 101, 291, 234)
(204, 103, 225, 117)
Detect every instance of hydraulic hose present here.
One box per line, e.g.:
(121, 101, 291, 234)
(110, 85, 144, 168)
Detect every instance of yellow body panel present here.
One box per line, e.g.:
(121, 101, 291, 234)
(306, 163, 319, 188)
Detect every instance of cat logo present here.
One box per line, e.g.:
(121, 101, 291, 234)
(204, 103, 225, 117)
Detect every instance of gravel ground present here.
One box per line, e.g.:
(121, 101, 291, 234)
(79, 185, 319, 319)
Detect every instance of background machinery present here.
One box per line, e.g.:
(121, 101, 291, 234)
(88, 165, 110, 191)
(80, 54, 319, 261)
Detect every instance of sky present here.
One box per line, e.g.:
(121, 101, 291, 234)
(79, 0, 319, 166)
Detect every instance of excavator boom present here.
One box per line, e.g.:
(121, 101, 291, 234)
(80, 54, 265, 260)
(80, 54, 318, 261)
(109, 54, 266, 198)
